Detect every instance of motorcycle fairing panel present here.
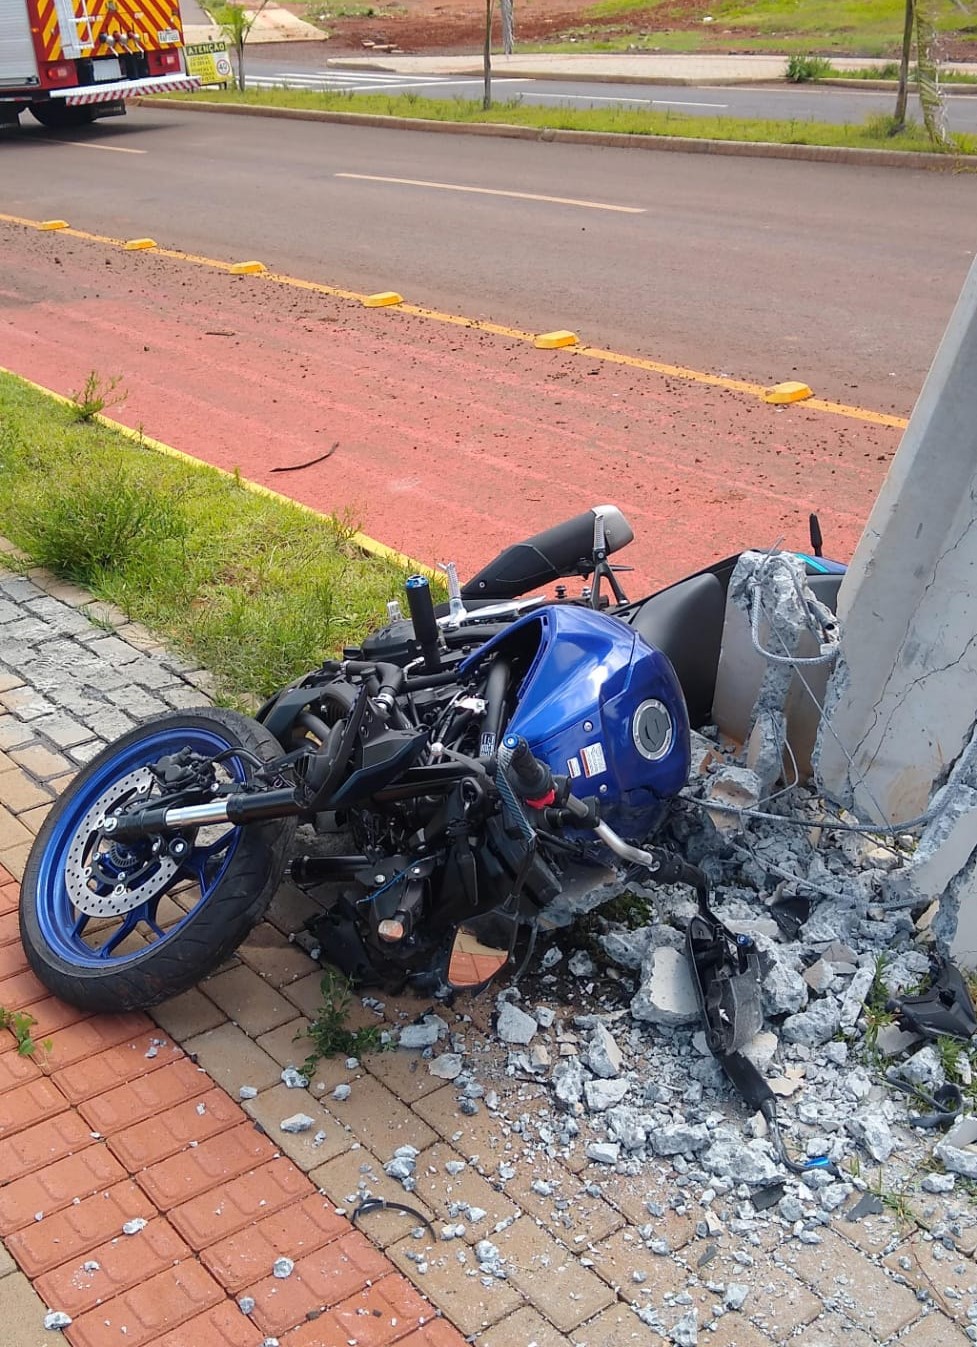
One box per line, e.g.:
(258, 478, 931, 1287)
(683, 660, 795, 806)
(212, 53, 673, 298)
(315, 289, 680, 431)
(462, 604, 691, 839)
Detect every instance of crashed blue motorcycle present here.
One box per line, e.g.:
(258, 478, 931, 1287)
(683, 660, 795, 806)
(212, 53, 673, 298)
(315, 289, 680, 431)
(19, 505, 844, 1058)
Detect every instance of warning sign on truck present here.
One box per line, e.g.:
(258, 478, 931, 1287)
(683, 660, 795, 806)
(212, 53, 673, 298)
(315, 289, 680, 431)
(185, 41, 232, 88)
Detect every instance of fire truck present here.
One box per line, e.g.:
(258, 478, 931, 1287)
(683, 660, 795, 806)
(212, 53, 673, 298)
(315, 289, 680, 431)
(1, 0, 200, 128)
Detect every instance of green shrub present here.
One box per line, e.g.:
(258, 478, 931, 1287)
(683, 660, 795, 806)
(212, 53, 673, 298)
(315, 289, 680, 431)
(786, 53, 835, 82)
(19, 466, 185, 584)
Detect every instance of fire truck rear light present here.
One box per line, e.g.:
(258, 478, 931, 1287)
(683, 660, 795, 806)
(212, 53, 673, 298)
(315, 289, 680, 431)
(161, 51, 179, 68)
(43, 63, 75, 87)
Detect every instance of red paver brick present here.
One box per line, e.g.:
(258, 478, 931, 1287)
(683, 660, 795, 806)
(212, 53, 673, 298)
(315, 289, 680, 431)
(0, 1074, 69, 1138)
(0, 1106, 95, 1183)
(397, 1322, 469, 1347)
(106, 1086, 246, 1170)
(40, 1011, 154, 1072)
(201, 1192, 350, 1292)
(135, 1122, 277, 1211)
(0, 908, 20, 945)
(65, 1258, 224, 1347)
(0, 880, 20, 913)
(5, 1179, 157, 1276)
(282, 1273, 431, 1347)
(0, 938, 28, 980)
(78, 1056, 209, 1135)
(169, 1157, 314, 1251)
(0, 1042, 42, 1093)
(53, 1028, 182, 1102)
(0, 1145, 127, 1234)
(0, 966, 52, 1008)
(35, 1215, 190, 1316)
(18, 995, 91, 1038)
(246, 1230, 393, 1336)
(150, 1301, 267, 1347)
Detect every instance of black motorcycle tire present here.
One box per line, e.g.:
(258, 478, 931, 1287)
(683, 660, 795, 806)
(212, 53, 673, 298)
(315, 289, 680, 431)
(20, 708, 296, 1013)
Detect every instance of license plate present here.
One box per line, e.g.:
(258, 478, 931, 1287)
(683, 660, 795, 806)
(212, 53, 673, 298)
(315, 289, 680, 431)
(93, 57, 122, 82)
(157, 28, 180, 42)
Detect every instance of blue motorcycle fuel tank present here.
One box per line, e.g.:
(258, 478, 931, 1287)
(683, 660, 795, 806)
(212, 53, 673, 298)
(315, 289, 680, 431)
(462, 606, 691, 838)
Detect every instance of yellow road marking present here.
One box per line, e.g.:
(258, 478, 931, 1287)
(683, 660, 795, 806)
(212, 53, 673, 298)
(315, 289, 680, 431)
(335, 172, 646, 214)
(0, 365, 436, 576)
(0, 210, 909, 430)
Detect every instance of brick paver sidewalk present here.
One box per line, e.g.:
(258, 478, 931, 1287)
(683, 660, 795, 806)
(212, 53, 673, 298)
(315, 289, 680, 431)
(1, 557, 974, 1347)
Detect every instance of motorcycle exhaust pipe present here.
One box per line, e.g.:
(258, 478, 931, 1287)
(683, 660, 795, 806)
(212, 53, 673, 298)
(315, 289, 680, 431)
(101, 787, 303, 841)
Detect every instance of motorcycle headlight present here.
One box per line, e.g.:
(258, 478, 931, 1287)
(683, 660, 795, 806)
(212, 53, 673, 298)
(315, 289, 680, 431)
(631, 699, 674, 762)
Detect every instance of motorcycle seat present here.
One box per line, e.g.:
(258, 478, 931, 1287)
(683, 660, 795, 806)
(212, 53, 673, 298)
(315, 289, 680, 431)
(628, 571, 727, 729)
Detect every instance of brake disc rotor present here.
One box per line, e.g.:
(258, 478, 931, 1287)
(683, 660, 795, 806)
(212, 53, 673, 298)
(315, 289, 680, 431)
(65, 767, 180, 918)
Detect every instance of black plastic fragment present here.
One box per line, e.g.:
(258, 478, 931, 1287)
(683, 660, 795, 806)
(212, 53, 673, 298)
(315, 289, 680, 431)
(888, 956, 977, 1042)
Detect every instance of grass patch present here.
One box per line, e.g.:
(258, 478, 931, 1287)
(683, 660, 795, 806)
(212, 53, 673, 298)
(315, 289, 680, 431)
(0, 372, 423, 703)
(582, 0, 977, 58)
(174, 86, 977, 155)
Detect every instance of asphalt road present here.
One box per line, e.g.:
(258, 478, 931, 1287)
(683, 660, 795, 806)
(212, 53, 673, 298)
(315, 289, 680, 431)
(244, 60, 977, 133)
(3, 105, 974, 412)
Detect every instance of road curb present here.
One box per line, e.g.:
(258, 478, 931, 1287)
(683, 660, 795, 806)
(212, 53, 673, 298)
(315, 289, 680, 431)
(138, 96, 977, 171)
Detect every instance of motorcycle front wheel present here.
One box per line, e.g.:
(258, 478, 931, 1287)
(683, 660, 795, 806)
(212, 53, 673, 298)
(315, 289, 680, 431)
(20, 708, 295, 1013)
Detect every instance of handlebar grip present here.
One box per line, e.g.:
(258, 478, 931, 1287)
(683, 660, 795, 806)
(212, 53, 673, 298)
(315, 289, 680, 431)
(500, 734, 554, 801)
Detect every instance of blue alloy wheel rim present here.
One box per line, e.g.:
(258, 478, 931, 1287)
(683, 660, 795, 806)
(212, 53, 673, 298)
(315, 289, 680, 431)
(35, 726, 247, 969)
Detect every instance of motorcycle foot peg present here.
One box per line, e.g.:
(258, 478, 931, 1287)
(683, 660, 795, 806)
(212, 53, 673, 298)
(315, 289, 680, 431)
(378, 916, 408, 942)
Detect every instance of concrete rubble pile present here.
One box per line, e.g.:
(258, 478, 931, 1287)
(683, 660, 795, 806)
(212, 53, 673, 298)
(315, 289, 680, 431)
(357, 551, 977, 1341)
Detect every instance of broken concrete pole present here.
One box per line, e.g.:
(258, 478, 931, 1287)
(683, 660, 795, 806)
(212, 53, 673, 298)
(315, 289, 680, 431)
(584, 1023, 625, 1079)
(712, 550, 836, 779)
(816, 254, 977, 963)
(631, 946, 700, 1027)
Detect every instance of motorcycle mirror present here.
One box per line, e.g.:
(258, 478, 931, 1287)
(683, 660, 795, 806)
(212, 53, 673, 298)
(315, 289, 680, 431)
(447, 924, 511, 990)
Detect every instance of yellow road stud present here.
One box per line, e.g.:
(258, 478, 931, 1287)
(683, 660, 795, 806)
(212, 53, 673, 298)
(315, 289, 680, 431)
(763, 380, 813, 405)
(124, 238, 156, 251)
(534, 330, 579, 350)
(230, 260, 267, 275)
(39, 220, 69, 231)
(363, 291, 403, 307)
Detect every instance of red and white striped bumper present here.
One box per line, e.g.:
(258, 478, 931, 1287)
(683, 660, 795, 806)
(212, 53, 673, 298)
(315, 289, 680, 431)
(51, 74, 201, 104)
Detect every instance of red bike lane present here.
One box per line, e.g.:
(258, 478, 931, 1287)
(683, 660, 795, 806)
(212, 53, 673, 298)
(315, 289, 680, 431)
(0, 222, 900, 590)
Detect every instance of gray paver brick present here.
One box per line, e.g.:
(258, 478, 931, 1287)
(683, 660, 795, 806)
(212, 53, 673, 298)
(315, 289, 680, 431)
(105, 686, 170, 719)
(0, 599, 20, 624)
(66, 740, 107, 766)
(1, 617, 50, 644)
(0, 717, 35, 752)
(0, 575, 44, 602)
(0, 688, 57, 721)
(30, 713, 92, 749)
(77, 707, 137, 740)
(123, 657, 186, 689)
(24, 599, 96, 637)
(81, 636, 142, 665)
(158, 684, 212, 710)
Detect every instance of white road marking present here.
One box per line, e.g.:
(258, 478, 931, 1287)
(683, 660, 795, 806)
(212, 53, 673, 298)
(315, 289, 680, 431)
(60, 140, 146, 153)
(336, 172, 645, 213)
(527, 91, 727, 108)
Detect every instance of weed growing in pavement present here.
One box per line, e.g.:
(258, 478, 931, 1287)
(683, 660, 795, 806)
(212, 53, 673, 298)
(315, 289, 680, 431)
(786, 53, 834, 81)
(0, 372, 423, 703)
(862, 952, 896, 1054)
(69, 370, 127, 422)
(297, 971, 388, 1076)
(0, 1006, 51, 1058)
